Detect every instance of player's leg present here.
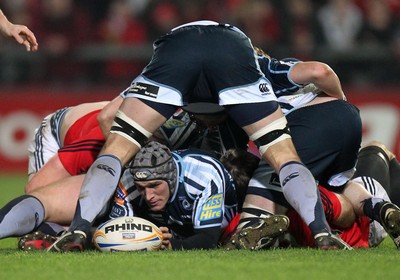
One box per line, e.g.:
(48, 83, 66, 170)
(237, 107, 350, 249)
(356, 140, 400, 206)
(18, 175, 86, 251)
(48, 25, 207, 252)
(0, 175, 85, 249)
(47, 99, 170, 252)
(221, 182, 290, 250)
(348, 142, 400, 249)
(0, 195, 45, 239)
(25, 155, 71, 194)
(27, 109, 65, 183)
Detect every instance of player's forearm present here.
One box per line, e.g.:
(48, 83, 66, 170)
(291, 62, 346, 100)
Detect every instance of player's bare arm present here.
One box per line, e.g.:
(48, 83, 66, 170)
(0, 9, 38, 52)
(290, 61, 346, 100)
(97, 96, 124, 136)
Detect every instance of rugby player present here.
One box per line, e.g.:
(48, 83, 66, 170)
(223, 141, 400, 249)
(107, 141, 278, 250)
(50, 20, 345, 252)
(0, 100, 110, 243)
(0, 9, 38, 52)
(0, 97, 264, 250)
(224, 49, 400, 250)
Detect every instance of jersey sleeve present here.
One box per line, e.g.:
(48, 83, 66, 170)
(184, 154, 234, 230)
(258, 56, 302, 93)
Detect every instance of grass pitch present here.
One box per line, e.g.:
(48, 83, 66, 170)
(0, 174, 399, 280)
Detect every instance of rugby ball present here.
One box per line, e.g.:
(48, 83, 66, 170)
(93, 216, 163, 252)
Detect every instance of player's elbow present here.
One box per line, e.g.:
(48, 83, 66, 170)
(310, 63, 335, 82)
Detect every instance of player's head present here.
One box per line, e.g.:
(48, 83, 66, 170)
(130, 141, 177, 194)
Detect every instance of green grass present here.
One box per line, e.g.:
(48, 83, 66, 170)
(0, 174, 399, 280)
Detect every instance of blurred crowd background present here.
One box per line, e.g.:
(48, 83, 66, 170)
(0, 0, 399, 90)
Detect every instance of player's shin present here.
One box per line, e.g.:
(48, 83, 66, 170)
(0, 195, 45, 238)
(279, 162, 330, 236)
(68, 154, 122, 237)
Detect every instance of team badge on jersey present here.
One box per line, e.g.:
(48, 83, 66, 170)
(199, 193, 223, 221)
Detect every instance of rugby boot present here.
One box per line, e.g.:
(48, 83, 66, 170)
(314, 232, 353, 250)
(47, 230, 87, 252)
(223, 215, 289, 250)
(379, 201, 400, 249)
(18, 231, 57, 251)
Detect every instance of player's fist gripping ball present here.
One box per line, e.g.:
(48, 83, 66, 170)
(93, 217, 163, 252)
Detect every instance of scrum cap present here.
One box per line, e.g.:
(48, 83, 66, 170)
(130, 141, 177, 194)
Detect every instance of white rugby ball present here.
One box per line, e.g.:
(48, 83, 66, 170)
(93, 216, 163, 252)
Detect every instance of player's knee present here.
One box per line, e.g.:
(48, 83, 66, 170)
(110, 110, 152, 149)
(249, 117, 292, 155)
(363, 141, 395, 161)
(333, 195, 356, 228)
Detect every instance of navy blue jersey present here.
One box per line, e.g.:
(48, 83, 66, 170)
(257, 56, 321, 114)
(110, 149, 238, 239)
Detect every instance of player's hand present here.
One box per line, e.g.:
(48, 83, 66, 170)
(160, 226, 173, 250)
(4, 23, 38, 52)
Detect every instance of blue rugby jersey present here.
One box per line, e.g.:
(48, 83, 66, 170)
(257, 56, 321, 115)
(110, 149, 238, 239)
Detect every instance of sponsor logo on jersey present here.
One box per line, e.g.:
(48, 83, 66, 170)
(259, 83, 271, 94)
(281, 172, 299, 186)
(97, 164, 116, 176)
(109, 204, 127, 219)
(199, 193, 223, 221)
(163, 118, 188, 129)
(129, 82, 159, 98)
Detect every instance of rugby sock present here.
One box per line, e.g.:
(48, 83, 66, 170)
(389, 159, 400, 206)
(0, 195, 44, 238)
(279, 161, 330, 236)
(68, 154, 122, 236)
(363, 197, 385, 222)
(353, 146, 390, 188)
(37, 222, 65, 236)
(237, 202, 274, 230)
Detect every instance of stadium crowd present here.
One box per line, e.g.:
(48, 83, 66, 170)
(0, 0, 399, 87)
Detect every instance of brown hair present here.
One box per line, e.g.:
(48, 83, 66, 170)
(220, 149, 260, 210)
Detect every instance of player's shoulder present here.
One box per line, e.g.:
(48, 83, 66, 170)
(173, 149, 220, 165)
